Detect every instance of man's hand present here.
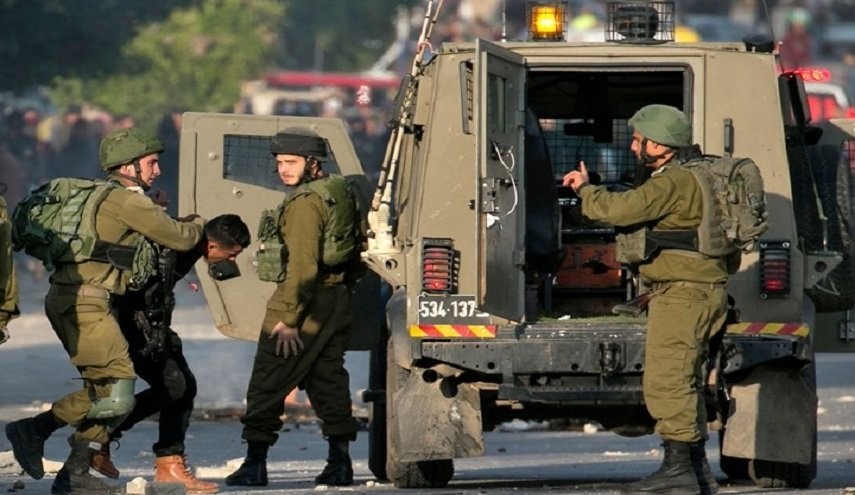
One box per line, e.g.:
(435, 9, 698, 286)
(177, 213, 201, 223)
(0, 325, 8, 346)
(562, 161, 590, 194)
(269, 321, 304, 358)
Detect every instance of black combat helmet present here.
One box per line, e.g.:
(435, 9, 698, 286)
(270, 127, 329, 161)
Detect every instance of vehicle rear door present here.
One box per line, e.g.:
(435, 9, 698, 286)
(474, 39, 527, 321)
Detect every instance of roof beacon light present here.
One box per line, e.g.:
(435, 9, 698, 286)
(527, 2, 567, 41)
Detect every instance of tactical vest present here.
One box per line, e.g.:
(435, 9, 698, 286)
(255, 175, 360, 282)
(615, 156, 768, 264)
(12, 177, 158, 290)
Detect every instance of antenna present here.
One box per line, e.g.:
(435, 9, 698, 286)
(760, 0, 776, 45)
(501, 0, 507, 42)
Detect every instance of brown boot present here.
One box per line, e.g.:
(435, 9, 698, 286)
(90, 443, 120, 479)
(154, 455, 219, 494)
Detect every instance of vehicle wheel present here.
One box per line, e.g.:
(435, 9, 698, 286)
(385, 339, 455, 488)
(803, 144, 854, 311)
(367, 337, 388, 481)
(717, 429, 749, 481)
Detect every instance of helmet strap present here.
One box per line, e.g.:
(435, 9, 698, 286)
(638, 137, 670, 166)
(109, 163, 150, 192)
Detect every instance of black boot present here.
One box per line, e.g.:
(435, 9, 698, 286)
(689, 442, 719, 495)
(314, 436, 353, 486)
(5, 411, 65, 480)
(622, 441, 701, 495)
(225, 441, 269, 486)
(51, 437, 124, 495)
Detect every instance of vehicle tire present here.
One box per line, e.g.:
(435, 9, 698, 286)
(367, 337, 388, 481)
(803, 144, 854, 311)
(385, 339, 455, 488)
(717, 429, 749, 481)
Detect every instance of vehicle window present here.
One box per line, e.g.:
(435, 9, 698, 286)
(223, 134, 342, 191)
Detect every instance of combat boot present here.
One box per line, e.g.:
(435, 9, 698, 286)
(90, 442, 120, 479)
(622, 441, 700, 495)
(225, 441, 268, 486)
(155, 454, 219, 493)
(314, 436, 353, 486)
(689, 442, 719, 495)
(5, 411, 64, 480)
(51, 436, 124, 495)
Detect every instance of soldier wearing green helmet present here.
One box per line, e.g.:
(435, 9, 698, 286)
(5, 127, 204, 495)
(563, 104, 731, 495)
(227, 127, 362, 488)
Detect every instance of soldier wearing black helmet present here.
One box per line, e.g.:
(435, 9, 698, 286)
(563, 105, 730, 495)
(5, 128, 205, 495)
(226, 127, 362, 488)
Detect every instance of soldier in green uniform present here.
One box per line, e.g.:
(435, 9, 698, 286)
(226, 128, 362, 488)
(0, 193, 19, 345)
(5, 128, 204, 495)
(563, 105, 729, 495)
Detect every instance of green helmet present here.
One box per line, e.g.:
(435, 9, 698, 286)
(99, 128, 165, 171)
(628, 104, 692, 148)
(270, 127, 329, 160)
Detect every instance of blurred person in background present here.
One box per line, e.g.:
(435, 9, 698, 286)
(0, 125, 26, 210)
(61, 119, 100, 179)
(779, 8, 813, 70)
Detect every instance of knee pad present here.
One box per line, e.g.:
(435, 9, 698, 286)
(87, 378, 136, 420)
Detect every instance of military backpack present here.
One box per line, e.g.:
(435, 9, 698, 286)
(11, 177, 158, 289)
(683, 155, 769, 256)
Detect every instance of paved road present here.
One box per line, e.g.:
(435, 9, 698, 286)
(1, 272, 854, 494)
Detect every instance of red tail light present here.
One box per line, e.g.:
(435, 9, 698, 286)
(422, 239, 456, 294)
(760, 241, 790, 298)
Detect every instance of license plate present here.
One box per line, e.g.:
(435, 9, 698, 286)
(417, 295, 490, 324)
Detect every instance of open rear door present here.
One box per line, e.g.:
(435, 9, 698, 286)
(474, 39, 527, 321)
(179, 113, 383, 347)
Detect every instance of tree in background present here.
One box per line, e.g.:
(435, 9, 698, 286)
(51, 0, 284, 129)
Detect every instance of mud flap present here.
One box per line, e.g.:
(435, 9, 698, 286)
(393, 370, 484, 463)
(722, 365, 816, 464)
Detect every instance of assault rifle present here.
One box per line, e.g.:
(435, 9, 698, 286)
(137, 248, 177, 358)
(611, 291, 653, 317)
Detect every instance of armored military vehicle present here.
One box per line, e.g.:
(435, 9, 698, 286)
(180, 0, 854, 490)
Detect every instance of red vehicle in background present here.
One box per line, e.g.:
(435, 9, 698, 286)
(238, 70, 400, 117)
(791, 67, 855, 121)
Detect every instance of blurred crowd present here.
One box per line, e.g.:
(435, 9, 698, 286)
(0, 105, 182, 215)
(0, 104, 183, 282)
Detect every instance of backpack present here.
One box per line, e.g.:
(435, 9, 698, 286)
(682, 155, 769, 256)
(11, 178, 158, 289)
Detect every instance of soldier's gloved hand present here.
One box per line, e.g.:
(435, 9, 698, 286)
(0, 325, 9, 346)
(270, 321, 304, 358)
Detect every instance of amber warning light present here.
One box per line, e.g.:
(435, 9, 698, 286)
(527, 2, 567, 41)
